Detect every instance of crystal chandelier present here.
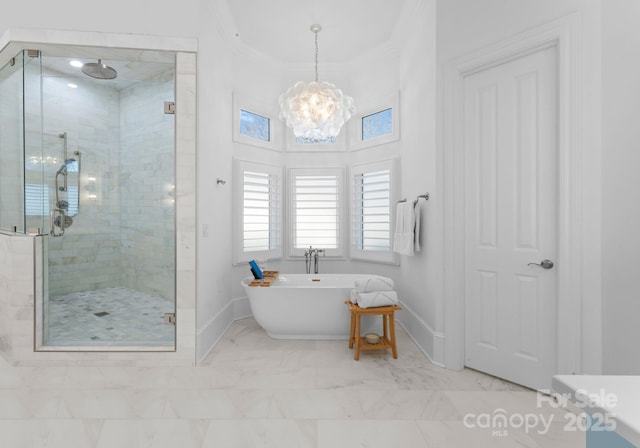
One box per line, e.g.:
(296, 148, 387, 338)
(279, 24, 355, 143)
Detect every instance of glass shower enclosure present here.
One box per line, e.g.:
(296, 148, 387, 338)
(0, 47, 177, 350)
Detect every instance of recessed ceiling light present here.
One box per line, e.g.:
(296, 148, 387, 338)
(67, 83, 78, 89)
(69, 60, 83, 68)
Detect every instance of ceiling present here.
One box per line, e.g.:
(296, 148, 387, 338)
(34, 1, 415, 88)
(223, 0, 413, 63)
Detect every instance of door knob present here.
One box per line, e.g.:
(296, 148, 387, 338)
(528, 259, 554, 269)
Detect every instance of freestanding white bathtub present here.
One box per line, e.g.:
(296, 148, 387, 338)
(241, 274, 387, 339)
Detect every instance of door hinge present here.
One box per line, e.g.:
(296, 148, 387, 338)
(164, 101, 176, 114)
(163, 313, 176, 325)
(27, 49, 41, 58)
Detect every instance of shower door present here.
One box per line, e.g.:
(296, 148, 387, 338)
(33, 50, 177, 350)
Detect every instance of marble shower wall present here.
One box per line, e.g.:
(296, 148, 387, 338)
(45, 66, 175, 299)
(45, 75, 122, 296)
(0, 233, 41, 359)
(119, 76, 175, 300)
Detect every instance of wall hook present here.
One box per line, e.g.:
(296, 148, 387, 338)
(216, 178, 226, 185)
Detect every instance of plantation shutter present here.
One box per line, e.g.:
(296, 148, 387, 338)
(352, 169, 391, 251)
(290, 168, 343, 256)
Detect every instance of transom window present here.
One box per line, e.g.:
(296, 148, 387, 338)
(295, 136, 335, 145)
(240, 109, 270, 142)
(349, 92, 400, 151)
(362, 108, 392, 141)
(232, 94, 280, 151)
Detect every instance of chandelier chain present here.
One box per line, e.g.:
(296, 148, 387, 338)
(314, 30, 319, 82)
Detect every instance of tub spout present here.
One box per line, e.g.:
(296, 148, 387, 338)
(304, 247, 325, 274)
(314, 249, 325, 274)
(304, 246, 312, 274)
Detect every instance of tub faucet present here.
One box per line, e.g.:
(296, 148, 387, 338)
(304, 246, 325, 274)
(314, 249, 325, 274)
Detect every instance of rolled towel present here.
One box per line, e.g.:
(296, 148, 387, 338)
(356, 290, 399, 309)
(349, 289, 359, 304)
(354, 276, 394, 293)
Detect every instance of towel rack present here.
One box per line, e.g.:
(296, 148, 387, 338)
(398, 192, 429, 204)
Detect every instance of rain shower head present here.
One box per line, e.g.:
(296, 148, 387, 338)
(81, 59, 117, 80)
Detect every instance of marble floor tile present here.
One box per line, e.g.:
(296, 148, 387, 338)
(444, 390, 569, 420)
(0, 420, 33, 448)
(202, 419, 317, 448)
(0, 390, 32, 418)
(316, 364, 398, 390)
(60, 388, 136, 419)
(269, 389, 365, 419)
(97, 419, 206, 448)
(417, 421, 540, 447)
(318, 420, 428, 448)
(47, 287, 174, 347)
(0, 317, 586, 447)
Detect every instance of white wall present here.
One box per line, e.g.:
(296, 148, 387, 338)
(601, 0, 640, 374)
(394, 0, 441, 362)
(436, 0, 603, 373)
(194, 1, 235, 360)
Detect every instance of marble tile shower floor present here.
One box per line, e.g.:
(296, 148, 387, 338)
(0, 317, 584, 447)
(46, 287, 175, 346)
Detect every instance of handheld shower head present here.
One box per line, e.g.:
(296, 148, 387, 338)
(56, 164, 68, 175)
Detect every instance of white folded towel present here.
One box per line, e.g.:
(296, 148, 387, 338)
(354, 276, 394, 293)
(393, 201, 415, 256)
(355, 290, 399, 309)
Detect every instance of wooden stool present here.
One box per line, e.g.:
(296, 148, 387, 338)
(345, 300, 402, 361)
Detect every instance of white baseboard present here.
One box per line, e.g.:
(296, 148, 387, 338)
(396, 299, 445, 367)
(196, 301, 234, 362)
(196, 296, 253, 363)
(232, 296, 252, 320)
(197, 296, 447, 368)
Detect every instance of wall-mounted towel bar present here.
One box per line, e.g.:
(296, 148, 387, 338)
(398, 192, 429, 204)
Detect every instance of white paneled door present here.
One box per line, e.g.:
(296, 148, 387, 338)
(463, 46, 558, 390)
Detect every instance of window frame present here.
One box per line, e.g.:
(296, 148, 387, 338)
(232, 93, 282, 151)
(349, 92, 400, 151)
(287, 166, 345, 258)
(233, 158, 283, 264)
(349, 158, 399, 264)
